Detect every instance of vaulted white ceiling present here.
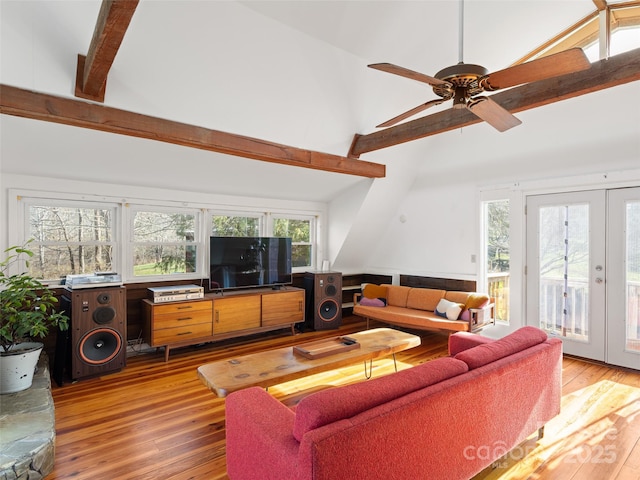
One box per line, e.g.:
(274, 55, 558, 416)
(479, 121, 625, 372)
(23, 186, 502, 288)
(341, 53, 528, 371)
(1, 1, 638, 202)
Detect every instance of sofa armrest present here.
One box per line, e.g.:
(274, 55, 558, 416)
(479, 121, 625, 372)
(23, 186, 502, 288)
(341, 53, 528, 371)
(225, 387, 299, 479)
(353, 292, 362, 304)
(448, 331, 494, 355)
(468, 302, 496, 332)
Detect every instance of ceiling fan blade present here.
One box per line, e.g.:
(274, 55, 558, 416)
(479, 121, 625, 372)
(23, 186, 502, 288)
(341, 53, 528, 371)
(467, 96, 521, 132)
(483, 48, 591, 90)
(369, 63, 450, 88)
(376, 99, 445, 128)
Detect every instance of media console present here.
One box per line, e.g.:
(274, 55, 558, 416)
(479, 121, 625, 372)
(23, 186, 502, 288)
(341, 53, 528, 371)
(143, 287, 304, 361)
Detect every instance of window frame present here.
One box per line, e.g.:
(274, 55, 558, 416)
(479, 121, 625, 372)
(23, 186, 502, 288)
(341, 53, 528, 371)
(10, 189, 324, 284)
(209, 211, 264, 238)
(126, 204, 203, 281)
(269, 213, 317, 272)
(480, 197, 511, 324)
(15, 194, 120, 284)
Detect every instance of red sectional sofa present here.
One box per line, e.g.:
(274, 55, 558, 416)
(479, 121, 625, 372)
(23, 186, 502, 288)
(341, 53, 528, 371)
(224, 326, 562, 480)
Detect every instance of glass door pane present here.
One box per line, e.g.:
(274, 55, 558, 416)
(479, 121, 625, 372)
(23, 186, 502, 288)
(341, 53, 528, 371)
(625, 201, 640, 352)
(538, 204, 590, 341)
(607, 188, 640, 369)
(527, 190, 606, 361)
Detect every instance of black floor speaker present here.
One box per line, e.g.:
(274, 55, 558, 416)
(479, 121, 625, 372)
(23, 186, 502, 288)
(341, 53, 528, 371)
(303, 271, 342, 330)
(54, 286, 126, 385)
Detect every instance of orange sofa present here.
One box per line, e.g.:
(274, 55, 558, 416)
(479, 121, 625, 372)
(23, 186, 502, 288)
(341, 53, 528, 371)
(353, 284, 495, 333)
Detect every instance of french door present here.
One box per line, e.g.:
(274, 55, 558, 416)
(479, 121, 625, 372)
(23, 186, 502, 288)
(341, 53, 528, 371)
(526, 188, 640, 369)
(607, 187, 640, 369)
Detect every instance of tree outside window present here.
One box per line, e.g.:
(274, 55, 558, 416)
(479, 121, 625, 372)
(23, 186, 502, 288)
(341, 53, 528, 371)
(484, 200, 510, 321)
(27, 204, 115, 281)
(132, 210, 197, 276)
(211, 215, 260, 237)
(273, 217, 313, 268)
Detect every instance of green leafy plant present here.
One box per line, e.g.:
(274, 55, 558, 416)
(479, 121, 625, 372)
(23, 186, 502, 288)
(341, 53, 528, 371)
(0, 241, 69, 353)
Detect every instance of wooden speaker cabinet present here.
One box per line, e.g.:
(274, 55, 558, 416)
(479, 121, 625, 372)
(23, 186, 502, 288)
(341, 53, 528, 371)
(303, 271, 342, 330)
(57, 286, 127, 383)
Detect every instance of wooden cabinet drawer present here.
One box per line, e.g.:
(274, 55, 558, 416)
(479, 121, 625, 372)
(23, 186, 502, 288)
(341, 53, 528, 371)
(152, 300, 212, 316)
(153, 309, 212, 330)
(152, 322, 212, 344)
(262, 290, 304, 326)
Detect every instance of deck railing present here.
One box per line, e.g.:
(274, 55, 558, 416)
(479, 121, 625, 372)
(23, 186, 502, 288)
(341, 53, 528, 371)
(537, 277, 640, 350)
(487, 273, 510, 321)
(487, 274, 639, 350)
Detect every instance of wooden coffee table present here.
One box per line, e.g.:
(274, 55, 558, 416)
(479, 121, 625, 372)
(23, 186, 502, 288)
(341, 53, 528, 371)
(197, 328, 421, 397)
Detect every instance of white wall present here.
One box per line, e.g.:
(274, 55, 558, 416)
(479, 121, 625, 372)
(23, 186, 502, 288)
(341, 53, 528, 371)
(366, 182, 479, 280)
(1, 1, 639, 291)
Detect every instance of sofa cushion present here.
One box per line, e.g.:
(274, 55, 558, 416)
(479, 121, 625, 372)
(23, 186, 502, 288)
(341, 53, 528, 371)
(406, 288, 446, 311)
(435, 298, 463, 320)
(292, 356, 469, 441)
(444, 291, 472, 305)
(362, 284, 388, 299)
(352, 304, 470, 332)
(454, 326, 548, 369)
(385, 285, 412, 307)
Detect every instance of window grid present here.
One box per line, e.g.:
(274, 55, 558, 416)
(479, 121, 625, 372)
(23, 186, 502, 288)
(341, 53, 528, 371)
(15, 193, 321, 283)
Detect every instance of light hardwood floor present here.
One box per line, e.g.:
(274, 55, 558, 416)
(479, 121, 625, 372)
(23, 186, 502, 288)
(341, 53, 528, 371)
(49, 318, 640, 480)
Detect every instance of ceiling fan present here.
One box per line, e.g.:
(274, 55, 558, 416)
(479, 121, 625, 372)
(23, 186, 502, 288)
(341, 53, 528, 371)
(369, 0, 592, 132)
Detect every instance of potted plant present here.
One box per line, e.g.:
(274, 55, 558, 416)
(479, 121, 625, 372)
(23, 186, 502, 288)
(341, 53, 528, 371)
(0, 241, 69, 394)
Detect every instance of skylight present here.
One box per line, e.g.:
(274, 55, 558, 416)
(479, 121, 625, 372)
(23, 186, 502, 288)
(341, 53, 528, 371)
(517, 1, 640, 64)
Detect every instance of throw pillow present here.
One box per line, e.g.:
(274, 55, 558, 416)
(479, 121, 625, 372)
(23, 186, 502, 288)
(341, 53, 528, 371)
(460, 293, 490, 321)
(435, 298, 463, 320)
(359, 297, 386, 307)
(362, 283, 387, 299)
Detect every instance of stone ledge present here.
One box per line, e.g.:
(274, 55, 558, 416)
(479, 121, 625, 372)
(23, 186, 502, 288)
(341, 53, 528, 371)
(0, 354, 55, 480)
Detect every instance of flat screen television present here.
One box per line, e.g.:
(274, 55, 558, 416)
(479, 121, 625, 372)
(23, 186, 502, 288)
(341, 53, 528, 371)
(209, 236, 292, 290)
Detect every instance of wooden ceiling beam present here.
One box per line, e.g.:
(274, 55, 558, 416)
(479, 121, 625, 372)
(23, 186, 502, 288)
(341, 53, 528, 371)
(0, 85, 385, 178)
(75, 0, 139, 102)
(592, 0, 608, 11)
(349, 47, 640, 157)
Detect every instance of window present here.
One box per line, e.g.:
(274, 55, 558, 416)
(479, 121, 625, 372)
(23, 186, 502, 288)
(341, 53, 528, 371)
(483, 199, 510, 322)
(516, 3, 640, 64)
(25, 201, 117, 282)
(130, 208, 199, 278)
(211, 214, 261, 237)
(272, 216, 315, 269)
(14, 191, 322, 283)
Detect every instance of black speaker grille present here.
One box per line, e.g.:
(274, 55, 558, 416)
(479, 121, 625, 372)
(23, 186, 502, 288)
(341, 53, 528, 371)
(78, 328, 122, 365)
(318, 299, 339, 322)
(93, 306, 116, 325)
(96, 293, 111, 304)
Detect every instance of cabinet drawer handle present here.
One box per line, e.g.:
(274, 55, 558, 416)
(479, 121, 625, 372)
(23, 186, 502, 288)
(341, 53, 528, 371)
(177, 317, 192, 321)
(177, 331, 193, 336)
(215, 311, 219, 323)
(176, 306, 193, 310)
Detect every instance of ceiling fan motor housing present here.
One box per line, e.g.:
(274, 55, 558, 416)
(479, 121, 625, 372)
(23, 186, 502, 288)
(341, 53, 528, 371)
(433, 63, 489, 102)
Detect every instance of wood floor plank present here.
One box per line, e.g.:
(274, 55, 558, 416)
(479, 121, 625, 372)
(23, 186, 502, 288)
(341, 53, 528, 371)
(47, 318, 640, 479)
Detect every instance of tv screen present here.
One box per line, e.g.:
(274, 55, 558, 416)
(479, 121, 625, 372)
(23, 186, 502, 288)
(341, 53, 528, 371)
(209, 237, 292, 290)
